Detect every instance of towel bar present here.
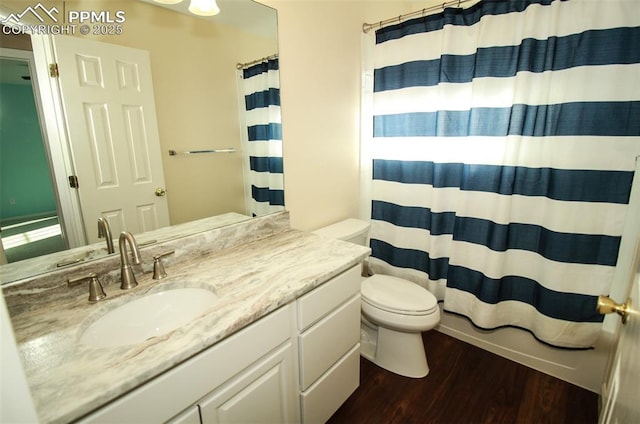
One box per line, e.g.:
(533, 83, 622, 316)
(168, 148, 235, 156)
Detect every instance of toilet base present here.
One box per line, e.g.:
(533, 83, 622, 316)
(360, 322, 377, 361)
(360, 320, 429, 378)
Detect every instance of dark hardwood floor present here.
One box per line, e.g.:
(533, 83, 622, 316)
(328, 331, 599, 424)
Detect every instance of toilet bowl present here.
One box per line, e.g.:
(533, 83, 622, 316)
(313, 219, 441, 378)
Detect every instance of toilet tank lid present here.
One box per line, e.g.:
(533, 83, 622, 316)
(313, 218, 370, 241)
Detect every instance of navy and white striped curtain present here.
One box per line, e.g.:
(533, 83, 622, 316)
(365, 0, 640, 348)
(241, 58, 284, 217)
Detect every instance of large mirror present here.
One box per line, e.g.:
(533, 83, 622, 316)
(0, 0, 282, 283)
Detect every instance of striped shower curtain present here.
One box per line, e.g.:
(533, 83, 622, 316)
(364, 0, 640, 348)
(240, 58, 284, 217)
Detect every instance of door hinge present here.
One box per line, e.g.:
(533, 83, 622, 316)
(69, 175, 79, 189)
(49, 63, 59, 78)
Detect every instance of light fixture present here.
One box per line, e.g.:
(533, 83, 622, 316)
(153, 0, 183, 4)
(188, 0, 220, 16)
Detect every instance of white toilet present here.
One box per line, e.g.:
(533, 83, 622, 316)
(314, 219, 440, 378)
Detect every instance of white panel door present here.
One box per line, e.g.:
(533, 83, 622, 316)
(51, 35, 169, 242)
(600, 238, 640, 423)
(600, 160, 640, 424)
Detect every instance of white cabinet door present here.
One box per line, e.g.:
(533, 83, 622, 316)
(198, 342, 297, 424)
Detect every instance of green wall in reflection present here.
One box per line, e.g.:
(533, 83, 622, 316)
(0, 82, 56, 224)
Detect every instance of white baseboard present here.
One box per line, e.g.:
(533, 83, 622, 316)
(435, 306, 614, 393)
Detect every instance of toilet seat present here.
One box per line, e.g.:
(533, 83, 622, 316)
(362, 275, 438, 316)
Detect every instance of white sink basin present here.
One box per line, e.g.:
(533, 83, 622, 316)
(80, 288, 217, 348)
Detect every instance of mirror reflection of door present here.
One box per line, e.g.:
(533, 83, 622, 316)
(51, 35, 171, 244)
(0, 49, 67, 263)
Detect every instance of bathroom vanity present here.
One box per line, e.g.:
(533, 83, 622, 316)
(2, 212, 369, 423)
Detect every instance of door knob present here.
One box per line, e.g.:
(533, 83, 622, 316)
(155, 188, 166, 197)
(597, 295, 631, 324)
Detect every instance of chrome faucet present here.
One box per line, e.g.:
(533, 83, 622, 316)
(97, 217, 114, 254)
(119, 231, 142, 290)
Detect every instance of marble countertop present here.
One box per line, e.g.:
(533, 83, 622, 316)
(0, 212, 251, 285)
(8, 229, 370, 423)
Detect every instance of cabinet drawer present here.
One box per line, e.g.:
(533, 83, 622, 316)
(297, 265, 361, 331)
(300, 344, 360, 424)
(167, 405, 200, 424)
(298, 295, 360, 390)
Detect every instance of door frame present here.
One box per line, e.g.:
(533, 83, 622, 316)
(29, 34, 86, 248)
(0, 45, 74, 253)
(0, 8, 86, 248)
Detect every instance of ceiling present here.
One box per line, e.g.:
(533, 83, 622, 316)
(137, 0, 277, 39)
(0, 1, 277, 85)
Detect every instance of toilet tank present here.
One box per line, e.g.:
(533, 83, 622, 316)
(313, 219, 370, 246)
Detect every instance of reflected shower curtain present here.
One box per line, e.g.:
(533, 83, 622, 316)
(364, 0, 640, 347)
(240, 58, 284, 216)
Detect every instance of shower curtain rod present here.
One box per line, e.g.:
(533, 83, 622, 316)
(363, 0, 477, 33)
(236, 54, 279, 70)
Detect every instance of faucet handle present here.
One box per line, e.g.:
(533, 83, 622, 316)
(68, 272, 107, 302)
(153, 250, 175, 280)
